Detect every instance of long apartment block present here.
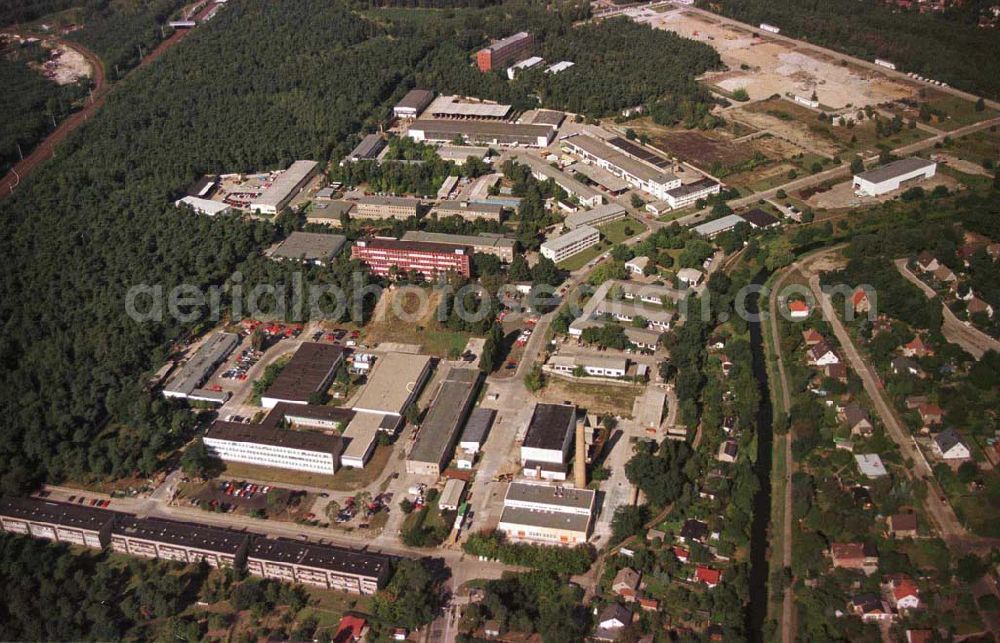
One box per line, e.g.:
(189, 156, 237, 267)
(0, 496, 392, 595)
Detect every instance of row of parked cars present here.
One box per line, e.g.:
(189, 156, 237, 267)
(221, 348, 262, 380)
(220, 480, 271, 499)
(66, 495, 111, 508)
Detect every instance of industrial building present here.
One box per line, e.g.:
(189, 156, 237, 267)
(436, 145, 489, 165)
(476, 31, 534, 72)
(507, 56, 543, 80)
(0, 497, 392, 595)
(270, 231, 346, 265)
(162, 332, 239, 402)
(305, 200, 355, 226)
(545, 61, 574, 74)
(497, 482, 595, 546)
(406, 367, 480, 476)
(526, 109, 566, 129)
(564, 203, 627, 230)
(351, 352, 433, 417)
(393, 89, 435, 119)
(562, 135, 681, 201)
(345, 134, 387, 163)
(663, 178, 721, 209)
(430, 200, 505, 222)
(249, 160, 319, 215)
(349, 195, 422, 220)
(521, 403, 576, 481)
(565, 162, 630, 194)
(424, 95, 512, 120)
(352, 238, 473, 278)
(339, 412, 396, 469)
(548, 354, 628, 378)
(400, 231, 516, 262)
(175, 196, 232, 216)
(516, 154, 604, 207)
(260, 342, 345, 408)
(853, 158, 937, 197)
(439, 479, 467, 511)
(692, 213, 748, 238)
(540, 225, 600, 263)
(407, 120, 554, 148)
(459, 408, 496, 454)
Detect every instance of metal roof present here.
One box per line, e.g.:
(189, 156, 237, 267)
(263, 343, 344, 403)
(855, 157, 935, 184)
(250, 160, 318, 210)
(164, 332, 239, 396)
(408, 368, 480, 467)
(460, 407, 496, 445)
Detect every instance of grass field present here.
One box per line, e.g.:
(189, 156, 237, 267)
(539, 377, 642, 417)
(363, 288, 471, 357)
(557, 218, 647, 271)
(921, 90, 999, 131)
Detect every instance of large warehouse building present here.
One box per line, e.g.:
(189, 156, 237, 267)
(853, 158, 937, 196)
(270, 231, 346, 265)
(521, 403, 577, 481)
(476, 31, 534, 72)
(497, 482, 595, 546)
(351, 352, 433, 417)
(407, 120, 554, 148)
(162, 332, 239, 403)
(562, 135, 681, 201)
(393, 89, 435, 119)
(260, 342, 345, 408)
(352, 238, 473, 278)
(249, 160, 319, 215)
(406, 367, 481, 476)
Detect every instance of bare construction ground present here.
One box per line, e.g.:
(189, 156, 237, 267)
(634, 9, 917, 109)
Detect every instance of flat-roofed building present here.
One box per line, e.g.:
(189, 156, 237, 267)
(664, 178, 721, 209)
(204, 419, 346, 475)
(339, 412, 395, 469)
(352, 238, 472, 278)
(111, 515, 249, 568)
(270, 231, 346, 265)
(276, 402, 355, 431)
(439, 478, 466, 511)
(564, 203, 627, 230)
(261, 343, 345, 408)
(163, 332, 239, 400)
(431, 200, 504, 222)
(594, 299, 673, 331)
(306, 200, 355, 226)
(562, 135, 681, 201)
(246, 537, 391, 595)
(540, 225, 599, 263)
(406, 368, 481, 476)
(498, 482, 595, 545)
(350, 196, 422, 220)
(401, 231, 516, 262)
(408, 120, 553, 148)
(345, 134, 386, 162)
(516, 154, 604, 207)
(853, 158, 937, 196)
(625, 327, 663, 350)
(692, 213, 747, 238)
(436, 145, 489, 165)
(250, 160, 319, 215)
(351, 352, 433, 417)
(459, 407, 496, 454)
(521, 403, 576, 481)
(548, 354, 628, 378)
(393, 89, 435, 119)
(424, 95, 512, 120)
(546, 60, 574, 74)
(175, 196, 232, 216)
(565, 162, 630, 194)
(0, 497, 117, 549)
(476, 32, 534, 72)
(527, 109, 566, 129)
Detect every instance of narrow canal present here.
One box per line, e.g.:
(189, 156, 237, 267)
(745, 270, 775, 641)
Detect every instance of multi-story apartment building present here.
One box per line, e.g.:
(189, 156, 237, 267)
(431, 200, 504, 222)
(476, 32, 534, 72)
(352, 238, 472, 278)
(247, 537, 391, 595)
(540, 225, 599, 263)
(111, 516, 249, 568)
(0, 496, 116, 549)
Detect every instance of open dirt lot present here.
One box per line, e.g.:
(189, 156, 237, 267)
(635, 9, 917, 109)
(36, 41, 92, 85)
(655, 131, 757, 167)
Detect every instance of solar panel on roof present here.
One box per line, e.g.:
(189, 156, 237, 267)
(608, 137, 672, 168)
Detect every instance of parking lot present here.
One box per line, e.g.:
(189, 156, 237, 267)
(176, 478, 315, 522)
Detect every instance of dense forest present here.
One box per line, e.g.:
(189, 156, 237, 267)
(702, 0, 1000, 99)
(0, 0, 79, 26)
(0, 44, 89, 174)
(67, 0, 187, 77)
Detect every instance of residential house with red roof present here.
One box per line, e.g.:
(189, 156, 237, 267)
(694, 565, 721, 588)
